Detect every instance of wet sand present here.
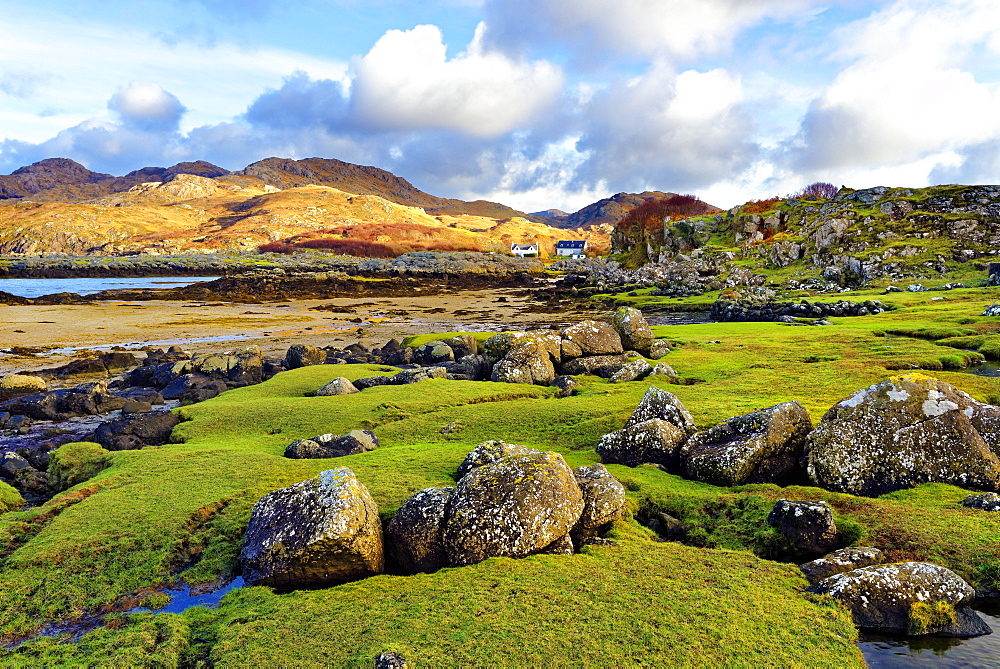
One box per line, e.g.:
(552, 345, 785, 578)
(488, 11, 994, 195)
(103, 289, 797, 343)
(0, 287, 603, 374)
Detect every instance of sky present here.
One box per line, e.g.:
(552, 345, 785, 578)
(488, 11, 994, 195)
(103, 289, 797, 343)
(2, 0, 1000, 213)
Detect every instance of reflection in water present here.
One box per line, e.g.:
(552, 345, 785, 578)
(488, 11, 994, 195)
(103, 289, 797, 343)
(859, 606, 1000, 667)
(957, 361, 1000, 378)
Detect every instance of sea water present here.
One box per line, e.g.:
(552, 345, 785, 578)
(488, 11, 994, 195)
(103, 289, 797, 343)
(0, 276, 219, 298)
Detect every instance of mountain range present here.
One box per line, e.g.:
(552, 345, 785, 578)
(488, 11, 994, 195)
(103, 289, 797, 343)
(0, 157, 650, 256)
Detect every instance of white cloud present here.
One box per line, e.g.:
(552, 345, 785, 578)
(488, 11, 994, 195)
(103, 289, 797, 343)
(483, 0, 818, 62)
(790, 0, 1000, 172)
(108, 82, 186, 132)
(350, 23, 564, 137)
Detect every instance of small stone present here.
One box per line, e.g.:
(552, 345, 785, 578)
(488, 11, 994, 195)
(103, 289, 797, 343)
(314, 377, 360, 396)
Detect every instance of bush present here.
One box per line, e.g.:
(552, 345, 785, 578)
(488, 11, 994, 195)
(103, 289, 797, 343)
(795, 182, 839, 200)
(740, 197, 785, 215)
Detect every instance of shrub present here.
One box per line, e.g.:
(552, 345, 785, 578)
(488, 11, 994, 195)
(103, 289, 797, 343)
(795, 182, 839, 200)
(740, 197, 785, 215)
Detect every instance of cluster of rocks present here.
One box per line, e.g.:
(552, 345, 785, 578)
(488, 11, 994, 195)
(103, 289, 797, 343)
(597, 388, 811, 488)
(284, 430, 379, 459)
(238, 442, 627, 589)
(710, 298, 889, 323)
(598, 373, 1000, 497)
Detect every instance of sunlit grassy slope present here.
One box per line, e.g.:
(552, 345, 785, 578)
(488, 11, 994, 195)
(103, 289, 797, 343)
(3, 286, 1000, 664)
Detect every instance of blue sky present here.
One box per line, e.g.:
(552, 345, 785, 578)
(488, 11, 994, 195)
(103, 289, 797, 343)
(2, 0, 1000, 212)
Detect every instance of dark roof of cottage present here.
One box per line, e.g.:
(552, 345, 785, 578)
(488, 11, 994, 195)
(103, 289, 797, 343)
(555, 240, 587, 249)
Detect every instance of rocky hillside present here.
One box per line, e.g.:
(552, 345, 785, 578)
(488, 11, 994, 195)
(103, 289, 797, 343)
(611, 184, 1000, 288)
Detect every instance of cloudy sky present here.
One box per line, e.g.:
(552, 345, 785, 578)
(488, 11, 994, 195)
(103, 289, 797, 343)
(2, 0, 1000, 212)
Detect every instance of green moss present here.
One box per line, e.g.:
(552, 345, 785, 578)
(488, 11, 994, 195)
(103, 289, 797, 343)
(907, 601, 958, 635)
(401, 332, 497, 349)
(47, 442, 113, 492)
(0, 482, 23, 514)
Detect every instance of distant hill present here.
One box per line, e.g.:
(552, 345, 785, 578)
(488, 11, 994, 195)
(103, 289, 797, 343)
(563, 191, 711, 229)
(531, 209, 569, 218)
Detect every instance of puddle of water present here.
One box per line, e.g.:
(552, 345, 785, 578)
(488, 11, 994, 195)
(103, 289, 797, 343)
(128, 577, 245, 616)
(859, 605, 1000, 667)
(955, 361, 1000, 378)
(0, 277, 220, 298)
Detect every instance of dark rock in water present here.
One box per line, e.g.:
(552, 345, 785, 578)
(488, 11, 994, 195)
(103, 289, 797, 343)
(679, 401, 812, 487)
(962, 492, 1000, 511)
(0, 452, 31, 479)
(93, 410, 181, 451)
(284, 344, 326, 369)
(550, 374, 578, 398)
(238, 467, 384, 589)
(806, 374, 1000, 496)
(456, 440, 540, 479)
(314, 377, 360, 396)
(443, 450, 583, 567)
(386, 486, 454, 574)
(767, 499, 839, 557)
(13, 466, 49, 498)
(807, 562, 992, 637)
(571, 464, 627, 545)
(799, 547, 886, 584)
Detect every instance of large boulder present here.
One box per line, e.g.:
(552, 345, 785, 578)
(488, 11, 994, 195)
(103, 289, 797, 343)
(0, 374, 46, 401)
(443, 451, 584, 567)
(596, 387, 698, 469)
(314, 377, 360, 396)
(456, 440, 540, 479)
(284, 344, 326, 369)
(385, 486, 454, 574)
(441, 354, 491, 381)
(679, 401, 812, 486)
(560, 354, 630, 377)
(799, 547, 887, 584)
(560, 321, 624, 356)
(239, 467, 384, 589)
(608, 359, 652, 384)
(284, 430, 379, 459)
(806, 374, 1000, 496)
(388, 367, 447, 384)
(611, 306, 656, 356)
(93, 411, 181, 451)
(413, 340, 455, 365)
(491, 339, 555, 385)
(193, 346, 263, 386)
(766, 499, 839, 557)
(571, 464, 627, 544)
(443, 335, 478, 359)
(807, 562, 992, 636)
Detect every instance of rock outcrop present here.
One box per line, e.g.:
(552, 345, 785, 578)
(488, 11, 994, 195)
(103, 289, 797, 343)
(571, 464, 627, 545)
(283, 430, 379, 459)
(239, 467, 384, 589)
(799, 547, 887, 584)
(385, 486, 454, 574)
(611, 306, 656, 356)
(766, 499, 840, 557)
(596, 387, 697, 469)
(806, 374, 1000, 496)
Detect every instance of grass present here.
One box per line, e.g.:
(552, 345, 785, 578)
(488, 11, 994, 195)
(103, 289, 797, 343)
(0, 484, 21, 514)
(2, 288, 1000, 663)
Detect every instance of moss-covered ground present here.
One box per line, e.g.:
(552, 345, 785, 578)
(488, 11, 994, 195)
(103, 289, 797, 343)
(2, 287, 999, 665)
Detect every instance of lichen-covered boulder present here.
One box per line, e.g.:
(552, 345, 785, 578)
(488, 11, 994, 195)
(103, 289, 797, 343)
(93, 411, 181, 451)
(799, 547, 887, 584)
(443, 334, 478, 359)
(766, 499, 839, 557)
(608, 358, 652, 384)
(807, 562, 991, 637)
(571, 464, 627, 544)
(442, 354, 491, 381)
(611, 306, 656, 356)
(456, 440, 540, 479)
(679, 401, 812, 486)
(962, 492, 1000, 511)
(284, 430, 379, 459)
(560, 354, 629, 376)
(596, 418, 689, 469)
(492, 338, 555, 385)
(388, 367, 447, 384)
(314, 377, 360, 396)
(806, 374, 1000, 496)
(413, 340, 455, 365)
(481, 332, 529, 363)
(193, 345, 263, 386)
(443, 451, 584, 567)
(560, 321, 624, 356)
(647, 339, 671, 359)
(386, 486, 454, 574)
(627, 387, 698, 435)
(647, 361, 679, 381)
(283, 344, 326, 369)
(239, 467, 384, 589)
(0, 374, 46, 402)
(550, 375, 578, 398)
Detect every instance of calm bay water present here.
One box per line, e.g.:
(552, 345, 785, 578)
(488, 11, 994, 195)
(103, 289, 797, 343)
(0, 276, 219, 298)
(859, 605, 1000, 667)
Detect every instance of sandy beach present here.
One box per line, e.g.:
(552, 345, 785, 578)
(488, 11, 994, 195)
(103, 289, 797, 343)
(0, 286, 604, 374)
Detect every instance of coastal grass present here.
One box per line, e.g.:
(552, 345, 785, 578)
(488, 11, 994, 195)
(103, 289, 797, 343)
(2, 289, 1000, 663)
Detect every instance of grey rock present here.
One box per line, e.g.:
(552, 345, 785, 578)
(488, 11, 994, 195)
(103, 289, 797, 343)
(799, 547, 887, 584)
(550, 375, 578, 398)
(456, 440, 540, 479)
(386, 486, 454, 574)
(611, 306, 655, 356)
(767, 499, 839, 557)
(284, 344, 327, 369)
(314, 377, 360, 396)
(608, 358, 652, 383)
(962, 492, 1000, 511)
